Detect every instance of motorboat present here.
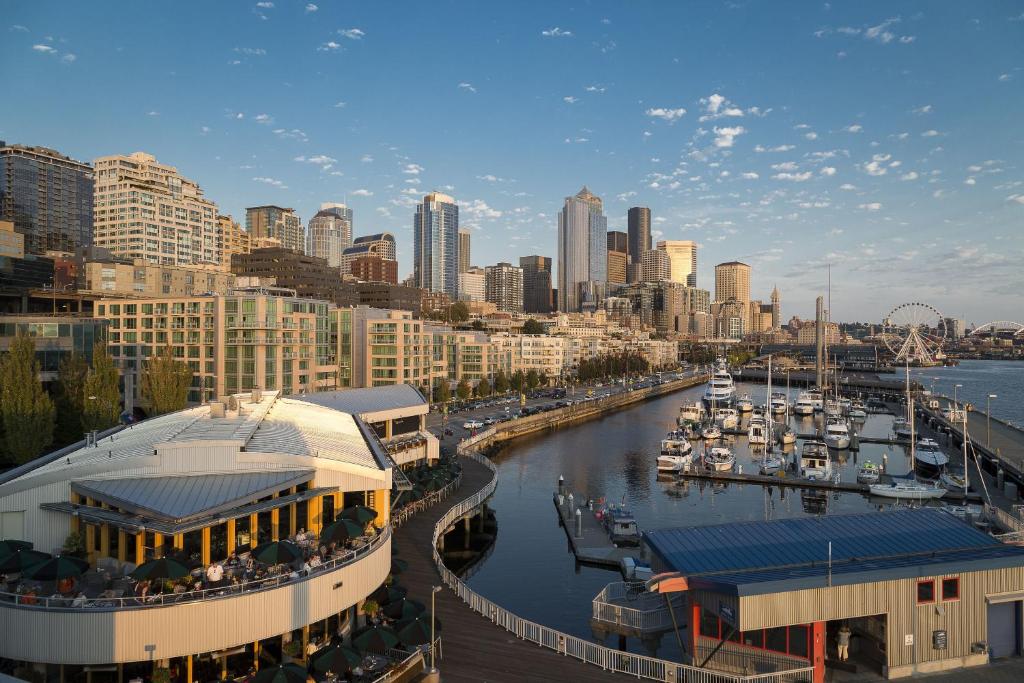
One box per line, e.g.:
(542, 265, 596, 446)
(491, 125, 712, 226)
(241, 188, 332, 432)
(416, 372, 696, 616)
(869, 479, 946, 500)
(856, 460, 881, 484)
(759, 453, 786, 475)
(702, 361, 737, 408)
(824, 399, 842, 419)
(848, 401, 867, 421)
(678, 402, 706, 427)
(661, 431, 694, 457)
(777, 425, 797, 445)
(793, 392, 816, 416)
(597, 504, 641, 547)
(657, 453, 694, 474)
(701, 423, 722, 440)
(736, 395, 754, 413)
(806, 390, 824, 412)
(715, 408, 739, 430)
(751, 406, 766, 420)
(839, 398, 852, 413)
(823, 419, 851, 450)
(799, 440, 833, 481)
(914, 438, 949, 476)
(893, 416, 913, 439)
(703, 447, 736, 472)
(747, 417, 769, 446)
(940, 469, 968, 494)
(769, 393, 788, 415)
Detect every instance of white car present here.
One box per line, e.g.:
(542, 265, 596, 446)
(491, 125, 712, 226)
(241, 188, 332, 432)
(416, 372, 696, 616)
(462, 419, 484, 430)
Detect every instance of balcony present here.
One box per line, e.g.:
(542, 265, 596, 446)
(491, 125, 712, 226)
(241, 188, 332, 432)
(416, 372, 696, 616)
(0, 528, 392, 665)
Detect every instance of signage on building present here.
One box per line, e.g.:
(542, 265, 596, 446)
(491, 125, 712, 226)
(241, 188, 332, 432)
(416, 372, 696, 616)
(933, 630, 947, 650)
(904, 634, 914, 647)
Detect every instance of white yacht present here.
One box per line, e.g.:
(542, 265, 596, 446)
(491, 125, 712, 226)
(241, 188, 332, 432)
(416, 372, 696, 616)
(657, 452, 694, 474)
(715, 408, 739, 430)
(848, 401, 867, 421)
(747, 417, 768, 446)
(678, 402, 706, 427)
(759, 453, 786, 475)
(914, 438, 949, 476)
(823, 419, 851, 450)
(736, 395, 754, 413)
(799, 440, 833, 481)
(702, 362, 737, 408)
(940, 469, 968, 494)
(660, 431, 694, 457)
(703, 447, 736, 472)
(870, 479, 945, 500)
(700, 423, 722, 440)
(769, 393, 788, 415)
(807, 390, 825, 412)
(793, 391, 816, 416)
(824, 399, 842, 419)
(856, 460, 881, 484)
(777, 424, 797, 445)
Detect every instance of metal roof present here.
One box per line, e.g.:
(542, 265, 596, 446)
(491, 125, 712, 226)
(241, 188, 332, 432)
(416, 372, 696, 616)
(294, 385, 426, 417)
(72, 470, 312, 523)
(645, 508, 1024, 596)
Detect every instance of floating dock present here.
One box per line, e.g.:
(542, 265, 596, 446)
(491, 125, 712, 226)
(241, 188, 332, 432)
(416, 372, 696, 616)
(553, 482, 645, 570)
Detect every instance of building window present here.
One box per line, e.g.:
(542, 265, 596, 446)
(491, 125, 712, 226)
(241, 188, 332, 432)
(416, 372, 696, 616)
(942, 577, 959, 601)
(917, 580, 935, 604)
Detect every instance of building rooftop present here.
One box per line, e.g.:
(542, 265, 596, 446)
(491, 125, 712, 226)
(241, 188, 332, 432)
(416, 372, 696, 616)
(294, 385, 426, 417)
(645, 508, 1024, 596)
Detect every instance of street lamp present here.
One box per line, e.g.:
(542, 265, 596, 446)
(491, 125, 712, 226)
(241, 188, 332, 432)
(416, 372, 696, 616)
(953, 383, 962, 409)
(987, 394, 998, 448)
(429, 585, 442, 675)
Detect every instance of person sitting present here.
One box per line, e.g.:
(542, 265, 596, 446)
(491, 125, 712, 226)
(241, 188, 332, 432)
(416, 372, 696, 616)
(173, 582, 186, 595)
(309, 554, 322, 568)
(71, 591, 88, 607)
(295, 527, 307, 543)
(206, 561, 225, 586)
(301, 559, 313, 575)
(305, 638, 318, 659)
(225, 551, 240, 567)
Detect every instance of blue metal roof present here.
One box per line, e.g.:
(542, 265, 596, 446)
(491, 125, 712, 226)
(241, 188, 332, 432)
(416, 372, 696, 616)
(645, 508, 1024, 596)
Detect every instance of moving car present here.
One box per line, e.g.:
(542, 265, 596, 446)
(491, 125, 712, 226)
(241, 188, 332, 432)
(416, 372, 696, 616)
(462, 419, 484, 429)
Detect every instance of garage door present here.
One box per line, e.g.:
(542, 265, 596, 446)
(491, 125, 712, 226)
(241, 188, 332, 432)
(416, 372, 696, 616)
(987, 601, 1019, 659)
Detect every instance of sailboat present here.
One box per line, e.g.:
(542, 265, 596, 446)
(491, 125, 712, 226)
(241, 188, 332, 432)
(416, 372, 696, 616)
(870, 384, 945, 500)
(940, 409, 970, 494)
(777, 371, 797, 445)
(893, 364, 914, 439)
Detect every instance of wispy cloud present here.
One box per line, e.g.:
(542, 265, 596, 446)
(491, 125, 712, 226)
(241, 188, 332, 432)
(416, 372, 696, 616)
(820, 167, 837, 176)
(305, 3, 318, 12)
(317, 41, 342, 52)
(698, 93, 749, 122)
(773, 171, 813, 182)
(253, 176, 287, 189)
(339, 28, 365, 40)
(234, 47, 266, 56)
(403, 163, 423, 175)
(563, 96, 579, 104)
(921, 129, 941, 137)
(333, 101, 346, 108)
(843, 124, 863, 133)
(253, 113, 274, 125)
(912, 104, 933, 114)
(541, 27, 573, 38)
(458, 82, 476, 93)
(858, 202, 882, 211)
(11, 24, 29, 32)
(901, 171, 919, 181)
(294, 154, 337, 168)
(713, 126, 746, 148)
(645, 107, 686, 122)
(272, 128, 308, 142)
(585, 85, 606, 93)
(863, 153, 891, 176)
(352, 189, 373, 197)
(754, 144, 795, 153)
(32, 44, 57, 53)
(741, 172, 760, 180)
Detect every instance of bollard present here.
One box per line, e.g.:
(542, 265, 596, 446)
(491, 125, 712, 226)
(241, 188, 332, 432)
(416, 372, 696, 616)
(998, 469, 1005, 491)
(558, 475, 564, 495)
(882, 453, 888, 472)
(737, 464, 743, 475)
(576, 508, 583, 538)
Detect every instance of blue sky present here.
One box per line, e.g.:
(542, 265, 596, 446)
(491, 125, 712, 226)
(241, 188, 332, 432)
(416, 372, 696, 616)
(2, 0, 1022, 322)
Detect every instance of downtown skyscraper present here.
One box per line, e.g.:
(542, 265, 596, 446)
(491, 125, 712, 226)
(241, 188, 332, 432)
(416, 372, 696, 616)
(306, 202, 353, 268)
(557, 186, 607, 312)
(627, 206, 651, 280)
(413, 192, 459, 298)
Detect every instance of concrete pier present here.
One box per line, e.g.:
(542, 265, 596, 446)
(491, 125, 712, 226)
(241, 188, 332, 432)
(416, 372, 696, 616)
(553, 485, 644, 569)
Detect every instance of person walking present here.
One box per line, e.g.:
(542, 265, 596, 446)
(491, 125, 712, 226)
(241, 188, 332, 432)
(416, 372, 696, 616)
(837, 624, 852, 661)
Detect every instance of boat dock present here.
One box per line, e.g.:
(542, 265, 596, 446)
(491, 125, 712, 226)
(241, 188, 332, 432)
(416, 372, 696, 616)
(716, 427, 910, 450)
(553, 481, 644, 570)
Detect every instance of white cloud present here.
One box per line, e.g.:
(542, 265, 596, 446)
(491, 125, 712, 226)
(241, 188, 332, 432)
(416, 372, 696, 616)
(1007, 194, 1024, 205)
(563, 96, 579, 104)
(564, 137, 589, 144)
(741, 172, 760, 180)
(477, 174, 505, 183)
(200, 126, 211, 135)
(863, 153, 891, 176)
(351, 189, 373, 197)
(462, 199, 502, 220)
(912, 104, 933, 114)
(294, 154, 336, 167)
(253, 176, 287, 189)
(317, 41, 342, 51)
(698, 93, 749, 122)
(272, 128, 308, 142)
(773, 171, 813, 182)
(32, 44, 56, 53)
(771, 161, 799, 172)
(864, 17, 899, 43)
(713, 126, 746, 148)
(360, 154, 373, 163)
(858, 202, 882, 211)
(256, 2, 274, 8)
(235, 47, 266, 55)
(333, 101, 346, 108)
(964, 177, 977, 186)
(645, 107, 686, 122)
(998, 73, 1012, 82)
(900, 171, 919, 181)
(305, 3, 318, 12)
(843, 124, 863, 133)
(11, 24, 29, 32)
(754, 144, 795, 153)
(820, 166, 837, 176)
(932, 189, 947, 199)
(60, 53, 76, 63)
(253, 113, 273, 125)
(403, 163, 423, 175)
(804, 131, 818, 140)
(899, 35, 916, 44)
(839, 183, 857, 191)
(146, 110, 160, 117)
(339, 28, 365, 40)
(541, 27, 573, 37)
(921, 129, 941, 137)
(458, 82, 476, 93)
(585, 85, 606, 93)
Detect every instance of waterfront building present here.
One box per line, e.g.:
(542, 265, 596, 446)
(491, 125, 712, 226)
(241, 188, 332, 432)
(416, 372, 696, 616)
(306, 203, 353, 268)
(246, 205, 304, 254)
(93, 152, 218, 266)
(607, 230, 629, 256)
(641, 249, 670, 283)
(428, 326, 502, 385)
(485, 262, 523, 313)
(520, 255, 553, 314)
(657, 240, 697, 287)
(348, 308, 430, 391)
(491, 333, 568, 378)
(627, 207, 651, 280)
(350, 254, 398, 284)
(340, 233, 397, 277)
(607, 250, 627, 285)
(231, 247, 345, 304)
(413, 192, 459, 299)
(217, 215, 251, 270)
(458, 229, 471, 273)
(796, 320, 840, 345)
(714, 261, 751, 327)
(0, 315, 108, 384)
(0, 142, 94, 256)
(557, 187, 607, 312)
(458, 266, 486, 302)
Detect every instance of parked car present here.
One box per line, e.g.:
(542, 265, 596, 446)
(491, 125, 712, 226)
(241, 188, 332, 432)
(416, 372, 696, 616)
(463, 419, 484, 429)
(483, 416, 498, 426)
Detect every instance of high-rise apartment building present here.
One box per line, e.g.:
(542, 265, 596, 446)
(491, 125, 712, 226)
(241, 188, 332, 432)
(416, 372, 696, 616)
(0, 142, 94, 256)
(627, 207, 651, 278)
(246, 205, 303, 253)
(657, 240, 697, 287)
(641, 249, 670, 282)
(607, 250, 627, 285)
(485, 262, 523, 312)
(218, 215, 251, 270)
(458, 266, 486, 302)
(771, 286, 781, 329)
(93, 152, 218, 266)
(607, 230, 629, 255)
(349, 308, 431, 390)
(714, 261, 751, 303)
(520, 255, 552, 314)
(557, 186, 607, 312)
(458, 229, 471, 273)
(340, 233, 396, 276)
(413, 192, 459, 298)
(306, 203, 353, 267)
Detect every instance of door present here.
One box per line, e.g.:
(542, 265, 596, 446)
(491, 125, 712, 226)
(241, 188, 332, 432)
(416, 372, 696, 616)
(987, 601, 1020, 658)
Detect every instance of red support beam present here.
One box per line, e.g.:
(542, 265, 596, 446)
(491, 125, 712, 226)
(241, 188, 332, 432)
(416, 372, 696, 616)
(812, 621, 826, 683)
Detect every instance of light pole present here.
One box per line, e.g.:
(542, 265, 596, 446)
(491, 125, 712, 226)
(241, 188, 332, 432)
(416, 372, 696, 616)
(987, 394, 998, 448)
(953, 384, 962, 409)
(429, 585, 442, 675)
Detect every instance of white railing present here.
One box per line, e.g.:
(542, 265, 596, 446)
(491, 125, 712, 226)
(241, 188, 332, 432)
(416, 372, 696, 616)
(432, 439, 816, 683)
(391, 472, 463, 530)
(592, 581, 683, 633)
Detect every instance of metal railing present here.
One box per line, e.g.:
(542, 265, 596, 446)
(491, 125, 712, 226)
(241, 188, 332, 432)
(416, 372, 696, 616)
(390, 473, 463, 530)
(434, 438, 815, 683)
(369, 647, 426, 683)
(0, 526, 391, 612)
(592, 581, 684, 633)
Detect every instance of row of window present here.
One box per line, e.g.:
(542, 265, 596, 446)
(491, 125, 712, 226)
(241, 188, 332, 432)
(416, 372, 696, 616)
(918, 577, 959, 603)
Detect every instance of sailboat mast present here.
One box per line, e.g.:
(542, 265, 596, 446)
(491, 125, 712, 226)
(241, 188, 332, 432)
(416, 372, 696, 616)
(767, 356, 774, 453)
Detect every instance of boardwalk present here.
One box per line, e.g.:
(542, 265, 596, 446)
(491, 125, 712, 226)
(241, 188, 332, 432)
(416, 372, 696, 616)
(393, 455, 625, 683)
(932, 396, 1024, 476)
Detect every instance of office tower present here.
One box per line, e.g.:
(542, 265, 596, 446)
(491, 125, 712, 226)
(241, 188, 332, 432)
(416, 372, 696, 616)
(607, 250, 627, 285)
(306, 203, 353, 267)
(771, 286, 781, 329)
(231, 247, 348, 303)
(607, 230, 628, 255)
(413, 192, 459, 298)
(458, 266, 486, 302)
(0, 142, 94, 256)
(458, 229, 471, 273)
(714, 261, 751, 304)
(557, 186, 607, 312)
(92, 152, 217, 266)
(657, 240, 698, 287)
(340, 232, 397, 277)
(246, 205, 304, 253)
(485, 262, 523, 312)
(627, 207, 651, 277)
(520, 255, 553, 314)
(641, 249, 670, 282)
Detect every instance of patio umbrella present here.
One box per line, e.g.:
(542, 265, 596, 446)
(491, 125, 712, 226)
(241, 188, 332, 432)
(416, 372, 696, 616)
(310, 644, 361, 674)
(130, 557, 192, 581)
(395, 613, 439, 647)
(21, 555, 88, 581)
(0, 539, 32, 559)
(340, 505, 378, 526)
(390, 558, 409, 576)
(382, 598, 424, 621)
(251, 540, 301, 566)
(0, 549, 52, 573)
(320, 518, 365, 545)
(368, 583, 407, 606)
(352, 624, 400, 654)
(251, 664, 308, 683)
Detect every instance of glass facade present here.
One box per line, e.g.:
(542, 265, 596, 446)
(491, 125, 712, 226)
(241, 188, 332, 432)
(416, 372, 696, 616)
(0, 317, 108, 377)
(558, 187, 607, 312)
(413, 194, 459, 298)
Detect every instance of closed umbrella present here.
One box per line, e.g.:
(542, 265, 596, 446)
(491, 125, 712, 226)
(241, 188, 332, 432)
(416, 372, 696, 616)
(251, 663, 308, 683)
(21, 555, 88, 581)
(0, 539, 32, 559)
(352, 624, 399, 654)
(320, 518, 364, 545)
(251, 540, 301, 566)
(130, 557, 191, 581)
(0, 549, 52, 573)
(368, 583, 407, 606)
(340, 505, 378, 526)
(382, 598, 424, 621)
(310, 644, 361, 674)
(395, 613, 439, 647)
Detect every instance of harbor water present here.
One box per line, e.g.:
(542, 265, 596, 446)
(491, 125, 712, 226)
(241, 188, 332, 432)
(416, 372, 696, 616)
(911, 360, 1024, 428)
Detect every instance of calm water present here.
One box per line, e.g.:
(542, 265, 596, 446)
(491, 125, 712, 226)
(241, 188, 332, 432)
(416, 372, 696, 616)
(466, 382, 924, 658)
(910, 360, 1024, 428)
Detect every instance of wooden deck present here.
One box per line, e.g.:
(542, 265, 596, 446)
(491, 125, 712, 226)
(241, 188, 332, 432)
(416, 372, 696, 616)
(392, 455, 626, 682)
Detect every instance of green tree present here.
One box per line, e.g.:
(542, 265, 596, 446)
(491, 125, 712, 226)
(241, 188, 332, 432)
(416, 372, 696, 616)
(456, 377, 472, 400)
(141, 346, 192, 416)
(539, 371, 550, 387)
(471, 319, 485, 331)
(526, 369, 540, 390)
(0, 334, 55, 463)
(82, 342, 121, 433)
(510, 370, 525, 392)
(54, 352, 89, 445)
(521, 318, 544, 335)
(432, 379, 451, 405)
(494, 369, 509, 394)
(476, 377, 491, 397)
(448, 301, 470, 323)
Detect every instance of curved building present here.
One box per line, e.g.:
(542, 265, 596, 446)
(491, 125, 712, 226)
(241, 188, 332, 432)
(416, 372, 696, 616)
(305, 203, 353, 267)
(340, 232, 396, 277)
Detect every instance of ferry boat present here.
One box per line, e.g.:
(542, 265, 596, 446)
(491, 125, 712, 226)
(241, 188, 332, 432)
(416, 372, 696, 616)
(703, 447, 736, 472)
(823, 419, 851, 450)
(702, 362, 737, 408)
(597, 504, 641, 547)
(715, 408, 739, 429)
(657, 452, 694, 474)
(660, 431, 694, 457)
(914, 438, 949, 476)
(700, 423, 722, 440)
(856, 460, 881, 484)
(799, 440, 833, 481)
(869, 479, 945, 500)
(747, 417, 769, 446)
(736, 395, 754, 413)
(678, 402, 706, 427)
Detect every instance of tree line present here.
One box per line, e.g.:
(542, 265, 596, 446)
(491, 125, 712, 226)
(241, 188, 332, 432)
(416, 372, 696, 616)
(431, 368, 552, 404)
(574, 351, 650, 382)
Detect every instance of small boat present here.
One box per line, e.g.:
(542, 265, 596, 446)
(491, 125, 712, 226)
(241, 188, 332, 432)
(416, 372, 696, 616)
(703, 447, 736, 472)
(751, 406, 766, 420)
(940, 469, 968, 493)
(777, 425, 797, 445)
(914, 438, 949, 476)
(661, 431, 693, 457)
(769, 393, 788, 415)
(823, 419, 851, 450)
(793, 392, 816, 416)
(657, 453, 694, 473)
(824, 399, 842, 419)
(748, 418, 768, 446)
(597, 504, 641, 547)
(839, 398, 852, 413)
(893, 416, 913, 439)
(701, 424, 722, 440)
(869, 479, 945, 500)
(678, 402, 706, 426)
(715, 408, 739, 429)
(759, 454, 786, 475)
(736, 395, 754, 413)
(800, 440, 833, 481)
(856, 460, 881, 484)
(848, 401, 867, 421)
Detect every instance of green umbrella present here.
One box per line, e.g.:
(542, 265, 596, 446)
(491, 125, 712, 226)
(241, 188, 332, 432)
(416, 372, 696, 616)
(395, 613, 439, 647)
(340, 505, 378, 525)
(320, 518, 365, 545)
(0, 539, 32, 559)
(130, 557, 192, 581)
(0, 549, 52, 573)
(251, 663, 308, 683)
(21, 555, 88, 581)
(382, 597, 424, 620)
(390, 558, 409, 576)
(311, 644, 361, 674)
(251, 540, 301, 565)
(352, 624, 399, 654)
(368, 583, 407, 606)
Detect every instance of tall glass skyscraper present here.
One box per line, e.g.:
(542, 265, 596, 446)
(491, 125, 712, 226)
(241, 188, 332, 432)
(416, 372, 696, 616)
(627, 206, 651, 281)
(413, 192, 459, 298)
(557, 186, 607, 312)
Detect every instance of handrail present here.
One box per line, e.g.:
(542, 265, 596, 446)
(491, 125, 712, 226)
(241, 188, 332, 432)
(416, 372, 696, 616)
(1, 525, 391, 612)
(391, 472, 463, 530)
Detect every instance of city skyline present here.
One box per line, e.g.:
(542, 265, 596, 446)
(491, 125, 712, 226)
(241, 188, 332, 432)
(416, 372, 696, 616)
(1, 2, 1022, 320)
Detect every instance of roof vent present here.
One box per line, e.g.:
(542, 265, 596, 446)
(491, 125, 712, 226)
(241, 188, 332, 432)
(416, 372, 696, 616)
(251, 387, 262, 404)
(209, 401, 226, 418)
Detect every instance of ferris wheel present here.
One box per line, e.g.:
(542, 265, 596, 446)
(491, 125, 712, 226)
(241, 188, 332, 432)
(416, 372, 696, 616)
(881, 302, 948, 366)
